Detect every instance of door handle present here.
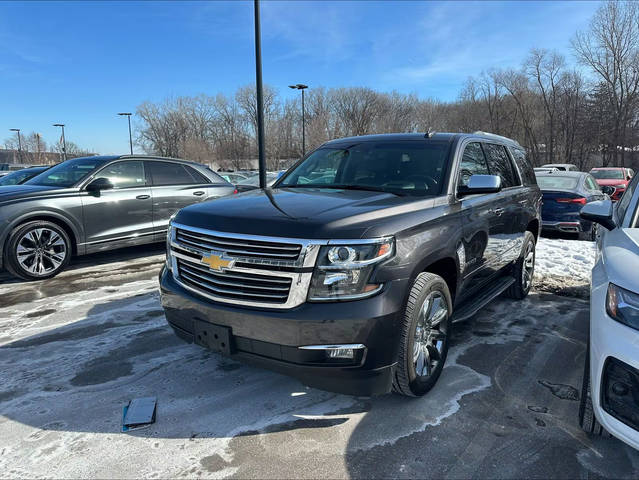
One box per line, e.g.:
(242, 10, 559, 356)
(136, 194, 150, 200)
(193, 191, 205, 196)
(491, 208, 505, 216)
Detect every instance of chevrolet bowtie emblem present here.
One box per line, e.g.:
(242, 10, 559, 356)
(200, 252, 235, 272)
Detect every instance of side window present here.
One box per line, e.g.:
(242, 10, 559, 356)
(458, 142, 490, 187)
(94, 161, 146, 189)
(147, 161, 198, 186)
(617, 175, 637, 224)
(585, 176, 599, 191)
(509, 147, 536, 186)
(185, 166, 212, 184)
(483, 143, 518, 188)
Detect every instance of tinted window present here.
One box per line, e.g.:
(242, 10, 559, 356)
(147, 161, 198, 186)
(25, 157, 107, 188)
(458, 142, 489, 187)
(591, 169, 625, 180)
(94, 161, 146, 188)
(483, 143, 518, 188)
(185, 166, 212, 184)
(0, 168, 43, 186)
(510, 148, 536, 186)
(617, 174, 637, 225)
(536, 176, 579, 190)
(279, 141, 451, 196)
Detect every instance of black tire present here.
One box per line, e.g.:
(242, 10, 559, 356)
(505, 231, 536, 300)
(579, 345, 608, 436)
(393, 272, 453, 397)
(4, 220, 71, 281)
(578, 223, 597, 242)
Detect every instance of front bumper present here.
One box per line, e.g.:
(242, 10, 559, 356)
(159, 266, 407, 396)
(590, 277, 639, 450)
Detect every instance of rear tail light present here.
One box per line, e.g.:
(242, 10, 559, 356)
(556, 197, 586, 204)
(233, 188, 238, 194)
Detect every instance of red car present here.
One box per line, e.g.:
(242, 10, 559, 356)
(590, 167, 635, 201)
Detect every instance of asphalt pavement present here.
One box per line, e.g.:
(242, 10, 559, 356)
(0, 242, 638, 478)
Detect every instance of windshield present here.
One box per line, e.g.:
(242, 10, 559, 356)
(591, 169, 624, 180)
(0, 168, 44, 186)
(277, 141, 451, 196)
(24, 157, 106, 187)
(536, 176, 579, 190)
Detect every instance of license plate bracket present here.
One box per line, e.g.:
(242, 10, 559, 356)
(193, 321, 234, 355)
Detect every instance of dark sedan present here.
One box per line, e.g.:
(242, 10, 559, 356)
(0, 166, 49, 186)
(537, 171, 607, 240)
(0, 155, 235, 280)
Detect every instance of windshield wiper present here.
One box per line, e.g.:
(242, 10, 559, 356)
(282, 184, 407, 196)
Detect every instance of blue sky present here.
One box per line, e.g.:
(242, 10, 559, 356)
(0, 0, 600, 155)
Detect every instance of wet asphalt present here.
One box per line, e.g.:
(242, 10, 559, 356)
(0, 242, 638, 478)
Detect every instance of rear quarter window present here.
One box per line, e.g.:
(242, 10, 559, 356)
(509, 147, 536, 186)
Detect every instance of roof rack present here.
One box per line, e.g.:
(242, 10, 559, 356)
(424, 129, 436, 138)
(473, 131, 521, 146)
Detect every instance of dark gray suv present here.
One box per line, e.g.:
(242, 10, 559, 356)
(0, 155, 235, 280)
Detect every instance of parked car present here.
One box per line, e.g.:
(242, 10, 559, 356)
(579, 173, 639, 450)
(219, 172, 248, 184)
(537, 171, 607, 240)
(0, 166, 49, 186)
(590, 167, 634, 202)
(0, 155, 235, 280)
(160, 132, 541, 397)
(541, 163, 578, 172)
(534, 167, 559, 174)
(235, 171, 281, 192)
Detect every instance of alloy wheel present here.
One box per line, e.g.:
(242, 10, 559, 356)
(522, 241, 535, 291)
(413, 291, 449, 378)
(16, 228, 67, 276)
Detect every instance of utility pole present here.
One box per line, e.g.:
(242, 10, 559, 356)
(254, 0, 266, 189)
(288, 84, 308, 155)
(118, 112, 133, 154)
(9, 128, 22, 162)
(53, 124, 67, 161)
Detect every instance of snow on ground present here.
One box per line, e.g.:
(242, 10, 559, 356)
(2, 236, 629, 479)
(534, 237, 596, 299)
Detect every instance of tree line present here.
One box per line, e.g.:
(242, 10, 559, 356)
(136, 1, 639, 172)
(3, 132, 94, 164)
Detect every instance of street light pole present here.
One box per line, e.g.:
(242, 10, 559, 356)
(254, 0, 267, 189)
(9, 128, 22, 162)
(118, 112, 133, 155)
(288, 84, 308, 155)
(53, 124, 67, 161)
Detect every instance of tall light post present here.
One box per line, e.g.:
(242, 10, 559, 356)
(288, 84, 308, 155)
(53, 124, 67, 161)
(118, 112, 133, 155)
(9, 128, 22, 161)
(254, 0, 267, 189)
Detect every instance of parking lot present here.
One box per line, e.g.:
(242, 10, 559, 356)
(1, 238, 638, 479)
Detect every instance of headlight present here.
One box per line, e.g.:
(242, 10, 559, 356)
(308, 238, 394, 301)
(166, 216, 178, 272)
(606, 283, 639, 330)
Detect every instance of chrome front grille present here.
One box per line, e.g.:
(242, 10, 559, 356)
(177, 257, 292, 304)
(169, 223, 323, 309)
(175, 228, 301, 261)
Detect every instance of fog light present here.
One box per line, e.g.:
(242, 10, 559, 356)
(327, 348, 355, 359)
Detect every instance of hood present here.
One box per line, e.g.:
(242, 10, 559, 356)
(602, 228, 639, 294)
(173, 187, 436, 239)
(595, 178, 629, 187)
(0, 185, 66, 203)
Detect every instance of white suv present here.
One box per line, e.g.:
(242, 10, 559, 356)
(579, 174, 639, 449)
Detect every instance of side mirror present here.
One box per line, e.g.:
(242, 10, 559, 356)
(580, 200, 616, 230)
(458, 175, 502, 196)
(86, 177, 114, 193)
(601, 185, 615, 196)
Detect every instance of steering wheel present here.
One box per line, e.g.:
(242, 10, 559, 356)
(405, 175, 438, 191)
